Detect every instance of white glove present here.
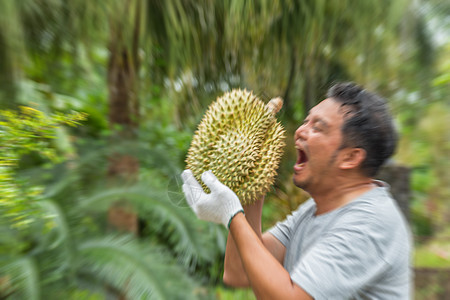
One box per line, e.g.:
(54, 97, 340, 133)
(181, 169, 244, 228)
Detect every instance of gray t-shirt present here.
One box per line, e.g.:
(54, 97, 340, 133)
(269, 183, 412, 299)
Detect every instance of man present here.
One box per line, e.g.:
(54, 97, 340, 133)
(182, 82, 412, 299)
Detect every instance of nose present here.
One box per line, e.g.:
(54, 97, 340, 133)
(294, 123, 308, 142)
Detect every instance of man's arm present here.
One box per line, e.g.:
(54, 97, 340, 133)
(223, 197, 286, 287)
(181, 170, 309, 298)
(229, 212, 313, 300)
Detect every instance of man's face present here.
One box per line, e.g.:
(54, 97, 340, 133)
(293, 98, 346, 192)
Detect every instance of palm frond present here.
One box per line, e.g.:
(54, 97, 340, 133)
(35, 200, 71, 251)
(79, 183, 218, 268)
(1, 257, 39, 300)
(76, 235, 199, 300)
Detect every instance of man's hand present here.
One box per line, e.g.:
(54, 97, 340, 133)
(181, 170, 244, 228)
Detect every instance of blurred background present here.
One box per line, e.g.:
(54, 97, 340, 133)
(0, 1, 448, 299)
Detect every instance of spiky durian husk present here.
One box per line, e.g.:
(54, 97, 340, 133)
(186, 89, 285, 205)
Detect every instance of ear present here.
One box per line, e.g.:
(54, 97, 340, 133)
(338, 148, 366, 170)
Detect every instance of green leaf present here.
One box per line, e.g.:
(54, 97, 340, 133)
(76, 235, 198, 300)
(1, 257, 39, 300)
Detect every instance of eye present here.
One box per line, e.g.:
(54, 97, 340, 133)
(309, 120, 319, 131)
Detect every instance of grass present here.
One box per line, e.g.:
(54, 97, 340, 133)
(414, 247, 450, 268)
(414, 225, 450, 268)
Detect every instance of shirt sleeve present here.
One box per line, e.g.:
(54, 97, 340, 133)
(267, 214, 294, 248)
(290, 215, 389, 300)
(268, 199, 314, 248)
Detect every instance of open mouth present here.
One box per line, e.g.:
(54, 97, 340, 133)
(296, 147, 308, 167)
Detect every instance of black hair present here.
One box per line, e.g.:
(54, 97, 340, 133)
(327, 82, 398, 177)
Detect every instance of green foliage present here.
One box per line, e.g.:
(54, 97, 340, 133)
(76, 235, 198, 300)
(0, 106, 86, 228)
(215, 286, 256, 300)
(414, 226, 450, 268)
(415, 247, 450, 268)
(0, 104, 223, 298)
(397, 98, 450, 233)
(1, 143, 219, 299)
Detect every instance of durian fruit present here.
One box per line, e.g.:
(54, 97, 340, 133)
(186, 89, 286, 205)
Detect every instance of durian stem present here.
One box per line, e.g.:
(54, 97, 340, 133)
(266, 97, 283, 114)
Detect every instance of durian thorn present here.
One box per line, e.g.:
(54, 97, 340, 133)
(266, 97, 283, 114)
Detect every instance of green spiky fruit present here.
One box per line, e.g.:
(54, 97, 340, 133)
(186, 89, 286, 205)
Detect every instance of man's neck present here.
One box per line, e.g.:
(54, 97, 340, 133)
(311, 177, 376, 215)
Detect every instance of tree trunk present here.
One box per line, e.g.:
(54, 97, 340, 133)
(376, 162, 411, 222)
(283, 46, 297, 119)
(106, 0, 141, 235)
